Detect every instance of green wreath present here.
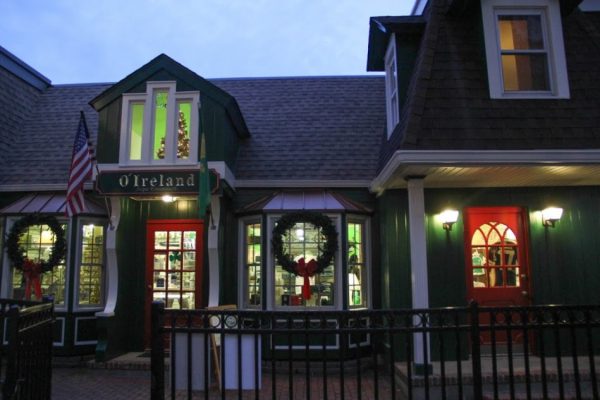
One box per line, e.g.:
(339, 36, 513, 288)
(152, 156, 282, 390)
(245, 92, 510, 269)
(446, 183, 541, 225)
(6, 214, 66, 273)
(271, 211, 338, 276)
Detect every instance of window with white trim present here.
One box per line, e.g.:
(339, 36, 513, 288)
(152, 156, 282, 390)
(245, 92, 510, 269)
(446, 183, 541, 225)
(9, 219, 68, 308)
(120, 81, 200, 165)
(241, 217, 262, 308)
(385, 34, 399, 138)
(347, 216, 369, 309)
(482, 0, 570, 99)
(77, 220, 106, 307)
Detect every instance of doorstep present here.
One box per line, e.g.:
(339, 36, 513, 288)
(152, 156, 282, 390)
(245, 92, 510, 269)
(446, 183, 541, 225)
(85, 352, 159, 370)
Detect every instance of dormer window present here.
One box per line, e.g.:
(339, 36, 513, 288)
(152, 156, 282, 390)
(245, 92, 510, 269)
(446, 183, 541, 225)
(385, 34, 399, 138)
(119, 82, 199, 165)
(482, 0, 570, 99)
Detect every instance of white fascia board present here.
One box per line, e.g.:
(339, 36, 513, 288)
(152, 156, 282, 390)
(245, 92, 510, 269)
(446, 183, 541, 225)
(207, 161, 236, 189)
(235, 180, 372, 188)
(371, 149, 600, 193)
(0, 182, 95, 192)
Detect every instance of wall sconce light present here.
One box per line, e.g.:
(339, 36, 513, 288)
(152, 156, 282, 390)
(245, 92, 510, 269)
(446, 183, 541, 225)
(161, 194, 176, 203)
(542, 207, 563, 227)
(441, 209, 459, 231)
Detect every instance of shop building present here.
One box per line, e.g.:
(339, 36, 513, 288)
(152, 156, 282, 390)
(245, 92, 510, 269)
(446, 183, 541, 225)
(1, 0, 600, 360)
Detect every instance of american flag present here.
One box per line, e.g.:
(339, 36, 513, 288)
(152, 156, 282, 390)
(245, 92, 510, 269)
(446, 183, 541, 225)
(65, 112, 94, 217)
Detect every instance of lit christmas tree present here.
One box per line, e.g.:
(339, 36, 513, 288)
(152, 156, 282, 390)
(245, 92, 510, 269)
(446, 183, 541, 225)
(156, 111, 190, 159)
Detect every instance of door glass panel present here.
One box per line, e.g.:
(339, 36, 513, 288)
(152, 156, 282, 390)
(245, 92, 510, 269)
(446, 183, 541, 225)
(182, 272, 195, 290)
(168, 272, 180, 290)
(183, 231, 196, 249)
(183, 252, 195, 270)
(154, 232, 167, 249)
(168, 251, 182, 269)
(154, 271, 166, 289)
(168, 231, 181, 249)
(470, 221, 521, 289)
(154, 254, 166, 270)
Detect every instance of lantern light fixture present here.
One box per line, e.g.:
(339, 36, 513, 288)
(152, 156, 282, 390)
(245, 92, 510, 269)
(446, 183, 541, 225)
(441, 209, 459, 231)
(161, 195, 176, 203)
(542, 207, 563, 227)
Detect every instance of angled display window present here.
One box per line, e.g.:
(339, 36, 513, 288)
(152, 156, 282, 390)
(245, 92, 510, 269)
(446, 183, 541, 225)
(482, 0, 570, 99)
(119, 81, 200, 165)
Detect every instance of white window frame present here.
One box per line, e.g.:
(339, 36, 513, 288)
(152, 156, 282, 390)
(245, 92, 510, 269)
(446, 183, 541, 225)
(266, 214, 342, 311)
(385, 34, 400, 138)
(482, 0, 570, 99)
(346, 215, 371, 310)
(74, 218, 107, 311)
(0, 216, 71, 311)
(238, 215, 262, 309)
(119, 81, 200, 165)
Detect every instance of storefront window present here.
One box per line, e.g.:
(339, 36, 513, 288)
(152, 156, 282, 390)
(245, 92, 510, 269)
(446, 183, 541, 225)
(243, 220, 261, 308)
(11, 222, 67, 306)
(78, 222, 105, 306)
(471, 222, 520, 288)
(347, 219, 367, 308)
(274, 220, 335, 308)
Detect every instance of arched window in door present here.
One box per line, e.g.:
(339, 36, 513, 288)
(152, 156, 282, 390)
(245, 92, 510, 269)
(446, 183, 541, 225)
(470, 222, 520, 289)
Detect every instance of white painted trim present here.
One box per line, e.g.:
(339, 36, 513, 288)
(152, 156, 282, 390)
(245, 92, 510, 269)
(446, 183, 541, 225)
(406, 178, 431, 366)
(235, 180, 371, 188)
(208, 161, 236, 188)
(207, 195, 221, 307)
(97, 197, 120, 317)
(580, 0, 600, 11)
(53, 317, 66, 346)
(481, 0, 570, 99)
(238, 215, 262, 309)
(385, 33, 399, 138)
(412, 0, 428, 15)
(74, 316, 98, 345)
(371, 149, 600, 193)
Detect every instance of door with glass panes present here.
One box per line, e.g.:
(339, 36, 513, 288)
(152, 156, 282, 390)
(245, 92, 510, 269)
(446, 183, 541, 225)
(145, 220, 203, 340)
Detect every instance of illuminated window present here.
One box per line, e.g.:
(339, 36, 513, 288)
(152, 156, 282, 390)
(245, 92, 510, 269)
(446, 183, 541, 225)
(119, 82, 199, 165)
(11, 222, 68, 307)
(78, 221, 105, 307)
(470, 222, 520, 288)
(272, 218, 336, 308)
(482, 0, 569, 99)
(242, 219, 262, 308)
(385, 34, 399, 138)
(347, 217, 369, 308)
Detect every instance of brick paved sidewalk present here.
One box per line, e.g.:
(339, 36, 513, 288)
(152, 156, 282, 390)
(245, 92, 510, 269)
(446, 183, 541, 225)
(52, 367, 150, 400)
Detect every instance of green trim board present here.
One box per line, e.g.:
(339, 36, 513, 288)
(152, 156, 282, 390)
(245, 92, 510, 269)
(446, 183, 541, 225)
(96, 169, 220, 195)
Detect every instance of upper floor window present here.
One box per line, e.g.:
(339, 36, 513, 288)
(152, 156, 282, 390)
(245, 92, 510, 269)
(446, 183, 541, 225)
(482, 0, 570, 99)
(385, 34, 399, 138)
(119, 82, 200, 165)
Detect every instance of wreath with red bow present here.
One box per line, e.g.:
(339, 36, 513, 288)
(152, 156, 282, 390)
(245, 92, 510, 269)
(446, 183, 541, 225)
(6, 215, 66, 300)
(271, 212, 337, 299)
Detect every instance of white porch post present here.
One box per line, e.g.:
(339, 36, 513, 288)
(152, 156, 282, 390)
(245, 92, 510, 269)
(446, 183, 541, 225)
(406, 178, 431, 370)
(207, 194, 221, 307)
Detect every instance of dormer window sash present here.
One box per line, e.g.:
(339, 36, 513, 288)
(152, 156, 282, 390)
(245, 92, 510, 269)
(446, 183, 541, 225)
(119, 81, 200, 166)
(385, 34, 399, 138)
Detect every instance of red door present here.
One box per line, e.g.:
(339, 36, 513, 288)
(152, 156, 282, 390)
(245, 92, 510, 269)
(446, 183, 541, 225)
(464, 207, 531, 344)
(145, 220, 204, 344)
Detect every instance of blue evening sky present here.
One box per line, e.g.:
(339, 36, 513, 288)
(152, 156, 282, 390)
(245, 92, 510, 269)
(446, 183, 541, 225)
(0, 0, 415, 84)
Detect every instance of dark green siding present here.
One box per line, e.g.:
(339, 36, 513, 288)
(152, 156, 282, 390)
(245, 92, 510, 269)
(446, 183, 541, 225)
(377, 190, 412, 309)
(96, 99, 121, 164)
(114, 197, 201, 351)
(379, 186, 600, 311)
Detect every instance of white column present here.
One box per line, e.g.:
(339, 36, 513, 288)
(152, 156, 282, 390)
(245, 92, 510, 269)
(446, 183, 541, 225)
(97, 196, 121, 317)
(207, 195, 221, 307)
(406, 178, 431, 367)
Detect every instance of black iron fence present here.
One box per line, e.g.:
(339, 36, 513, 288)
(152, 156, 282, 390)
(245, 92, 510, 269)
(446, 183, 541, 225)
(151, 302, 600, 400)
(0, 299, 54, 400)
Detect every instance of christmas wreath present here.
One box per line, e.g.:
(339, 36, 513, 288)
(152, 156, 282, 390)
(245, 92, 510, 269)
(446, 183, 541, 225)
(271, 211, 337, 299)
(6, 215, 66, 300)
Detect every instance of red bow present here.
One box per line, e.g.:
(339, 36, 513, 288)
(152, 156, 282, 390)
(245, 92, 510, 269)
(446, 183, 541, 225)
(295, 258, 318, 300)
(22, 259, 42, 301)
